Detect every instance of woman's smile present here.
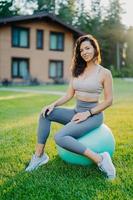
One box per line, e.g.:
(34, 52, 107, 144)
(82, 53, 93, 61)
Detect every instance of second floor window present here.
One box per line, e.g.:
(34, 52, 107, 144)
(36, 29, 44, 49)
(12, 27, 29, 48)
(50, 32, 64, 51)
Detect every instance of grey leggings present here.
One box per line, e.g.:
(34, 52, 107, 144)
(37, 100, 103, 155)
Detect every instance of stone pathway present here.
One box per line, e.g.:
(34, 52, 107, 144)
(0, 88, 65, 96)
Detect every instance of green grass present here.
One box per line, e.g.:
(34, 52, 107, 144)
(0, 78, 133, 200)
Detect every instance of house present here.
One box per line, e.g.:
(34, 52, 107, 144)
(0, 12, 84, 84)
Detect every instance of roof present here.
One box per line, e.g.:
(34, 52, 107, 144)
(0, 11, 84, 36)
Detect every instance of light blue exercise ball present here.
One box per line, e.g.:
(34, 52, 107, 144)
(56, 124, 115, 166)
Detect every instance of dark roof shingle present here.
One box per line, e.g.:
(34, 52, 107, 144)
(0, 12, 84, 36)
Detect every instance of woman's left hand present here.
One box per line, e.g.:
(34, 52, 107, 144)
(71, 111, 90, 123)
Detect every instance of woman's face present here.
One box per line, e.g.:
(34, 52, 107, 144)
(80, 40, 95, 62)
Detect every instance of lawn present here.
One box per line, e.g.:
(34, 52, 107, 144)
(0, 78, 133, 200)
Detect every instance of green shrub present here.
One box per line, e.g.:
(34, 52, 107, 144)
(110, 65, 133, 77)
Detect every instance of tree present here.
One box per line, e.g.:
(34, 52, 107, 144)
(74, 0, 91, 33)
(0, 0, 14, 18)
(99, 0, 125, 69)
(57, 0, 76, 25)
(91, 0, 101, 19)
(0, 0, 39, 17)
(37, 0, 56, 14)
(89, 0, 102, 37)
(10, 0, 38, 15)
(125, 27, 133, 76)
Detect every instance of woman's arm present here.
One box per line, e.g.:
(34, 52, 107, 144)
(41, 79, 75, 117)
(89, 69, 113, 115)
(51, 79, 75, 107)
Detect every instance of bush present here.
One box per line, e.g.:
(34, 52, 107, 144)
(121, 65, 133, 77)
(2, 78, 12, 86)
(29, 78, 40, 85)
(52, 78, 65, 84)
(110, 65, 133, 77)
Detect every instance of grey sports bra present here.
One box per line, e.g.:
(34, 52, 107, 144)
(72, 65, 103, 100)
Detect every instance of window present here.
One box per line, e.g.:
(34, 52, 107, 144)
(50, 32, 64, 51)
(12, 58, 29, 78)
(36, 29, 44, 49)
(12, 27, 29, 48)
(49, 61, 63, 78)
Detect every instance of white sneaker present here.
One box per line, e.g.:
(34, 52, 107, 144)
(25, 153, 49, 172)
(98, 152, 116, 180)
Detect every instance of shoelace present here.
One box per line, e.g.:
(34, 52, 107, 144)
(29, 155, 39, 165)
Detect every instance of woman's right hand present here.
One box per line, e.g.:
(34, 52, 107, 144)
(41, 104, 55, 118)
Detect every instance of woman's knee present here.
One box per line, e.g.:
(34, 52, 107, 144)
(38, 109, 53, 122)
(54, 132, 64, 145)
(38, 112, 47, 123)
(54, 133, 60, 144)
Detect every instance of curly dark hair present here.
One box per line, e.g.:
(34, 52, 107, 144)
(71, 34, 101, 77)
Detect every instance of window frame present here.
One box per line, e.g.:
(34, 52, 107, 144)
(11, 26, 30, 48)
(49, 60, 64, 79)
(11, 57, 29, 79)
(36, 29, 44, 49)
(49, 32, 64, 51)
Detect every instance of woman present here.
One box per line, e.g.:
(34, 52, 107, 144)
(26, 34, 116, 179)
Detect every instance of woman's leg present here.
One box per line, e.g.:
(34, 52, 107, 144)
(54, 112, 116, 179)
(35, 107, 76, 156)
(54, 112, 103, 163)
(25, 107, 76, 171)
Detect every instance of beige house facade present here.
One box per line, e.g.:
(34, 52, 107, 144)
(0, 12, 83, 84)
